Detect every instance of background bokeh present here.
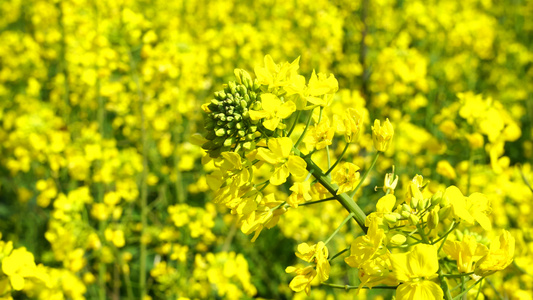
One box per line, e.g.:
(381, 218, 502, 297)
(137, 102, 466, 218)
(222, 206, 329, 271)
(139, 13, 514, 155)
(0, 0, 532, 299)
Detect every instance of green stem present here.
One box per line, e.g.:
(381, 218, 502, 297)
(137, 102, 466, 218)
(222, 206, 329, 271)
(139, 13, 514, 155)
(416, 224, 430, 243)
(441, 272, 475, 278)
(258, 181, 270, 192)
(439, 267, 454, 300)
(328, 247, 350, 261)
(349, 152, 380, 198)
(321, 282, 397, 290)
(294, 108, 314, 148)
(298, 149, 367, 233)
(518, 164, 533, 193)
(325, 142, 350, 176)
(287, 109, 301, 137)
(326, 145, 331, 170)
(467, 147, 474, 194)
(452, 278, 484, 300)
(485, 278, 504, 300)
(325, 213, 353, 245)
(129, 46, 148, 299)
(474, 279, 483, 300)
(435, 221, 458, 252)
(298, 197, 336, 206)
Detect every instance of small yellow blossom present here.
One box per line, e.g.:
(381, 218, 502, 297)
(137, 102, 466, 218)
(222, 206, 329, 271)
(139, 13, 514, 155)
(287, 181, 312, 208)
(340, 108, 363, 142)
(248, 93, 296, 131)
(372, 119, 394, 152)
(443, 235, 488, 273)
(331, 162, 360, 195)
(475, 230, 515, 276)
(256, 137, 307, 185)
(436, 160, 457, 180)
(443, 186, 492, 230)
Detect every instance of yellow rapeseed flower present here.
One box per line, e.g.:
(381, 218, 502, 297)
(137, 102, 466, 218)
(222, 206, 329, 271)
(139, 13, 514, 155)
(372, 119, 394, 152)
(390, 244, 443, 300)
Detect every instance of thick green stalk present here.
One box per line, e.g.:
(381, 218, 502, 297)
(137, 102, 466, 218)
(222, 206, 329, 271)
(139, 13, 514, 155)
(298, 150, 367, 233)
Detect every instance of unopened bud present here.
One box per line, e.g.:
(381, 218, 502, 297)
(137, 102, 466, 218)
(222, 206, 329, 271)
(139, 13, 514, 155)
(384, 213, 398, 224)
(439, 206, 451, 220)
(431, 190, 443, 206)
(427, 209, 439, 230)
(409, 214, 420, 225)
(411, 197, 419, 210)
(390, 234, 407, 246)
(215, 128, 226, 137)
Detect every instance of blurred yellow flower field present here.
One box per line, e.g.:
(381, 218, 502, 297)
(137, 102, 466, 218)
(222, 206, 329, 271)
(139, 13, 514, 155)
(0, 0, 532, 299)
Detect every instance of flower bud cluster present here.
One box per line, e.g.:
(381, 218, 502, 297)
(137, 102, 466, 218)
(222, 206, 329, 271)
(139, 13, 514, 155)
(202, 71, 263, 157)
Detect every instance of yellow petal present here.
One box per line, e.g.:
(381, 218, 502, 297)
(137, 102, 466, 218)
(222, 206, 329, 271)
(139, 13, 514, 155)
(377, 194, 396, 213)
(270, 165, 289, 185)
(261, 93, 281, 112)
(248, 109, 270, 121)
(269, 137, 292, 159)
(277, 101, 296, 119)
(263, 118, 280, 131)
(256, 148, 278, 165)
(287, 156, 307, 178)
(396, 281, 443, 300)
(444, 186, 474, 224)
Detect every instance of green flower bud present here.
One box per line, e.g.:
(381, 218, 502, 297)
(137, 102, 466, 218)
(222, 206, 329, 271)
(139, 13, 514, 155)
(411, 197, 419, 210)
(390, 234, 407, 246)
(439, 206, 451, 220)
(384, 213, 398, 224)
(409, 214, 420, 225)
(243, 141, 254, 150)
(431, 190, 443, 206)
(224, 137, 236, 147)
(427, 209, 439, 230)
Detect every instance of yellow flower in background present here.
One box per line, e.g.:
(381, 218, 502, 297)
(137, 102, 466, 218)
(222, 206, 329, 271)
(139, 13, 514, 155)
(305, 116, 335, 150)
(340, 108, 363, 142)
(331, 162, 360, 195)
(256, 137, 307, 185)
(249, 93, 296, 131)
(475, 230, 515, 276)
(372, 119, 394, 152)
(436, 160, 457, 180)
(443, 186, 492, 230)
(390, 244, 443, 300)
(443, 235, 488, 273)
